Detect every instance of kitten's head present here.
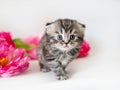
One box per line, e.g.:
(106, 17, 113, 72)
(45, 19, 85, 51)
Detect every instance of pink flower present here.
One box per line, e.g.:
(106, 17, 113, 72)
(0, 32, 29, 77)
(0, 32, 15, 47)
(22, 36, 40, 60)
(0, 46, 29, 77)
(78, 40, 90, 58)
(23, 36, 40, 46)
(0, 40, 10, 58)
(26, 48, 38, 60)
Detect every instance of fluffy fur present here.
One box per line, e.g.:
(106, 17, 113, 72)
(37, 19, 85, 80)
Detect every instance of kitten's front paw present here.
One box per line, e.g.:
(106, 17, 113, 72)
(48, 61, 61, 68)
(41, 68, 51, 72)
(56, 75, 68, 80)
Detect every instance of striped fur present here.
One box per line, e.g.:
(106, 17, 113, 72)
(37, 19, 85, 80)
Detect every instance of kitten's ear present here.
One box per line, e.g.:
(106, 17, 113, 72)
(46, 22, 52, 26)
(77, 22, 86, 34)
(45, 20, 60, 35)
(79, 23, 86, 28)
(45, 22, 57, 35)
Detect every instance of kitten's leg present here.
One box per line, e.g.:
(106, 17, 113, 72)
(39, 62, 51, 72)
(47, 61, 68, 80)
(54, 66, 68, 80)
(37, 48, 51, 72)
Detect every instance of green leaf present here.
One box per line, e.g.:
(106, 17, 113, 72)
(13, 38, 34, 50)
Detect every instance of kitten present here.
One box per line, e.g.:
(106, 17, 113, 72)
(37, 19, 85, 80)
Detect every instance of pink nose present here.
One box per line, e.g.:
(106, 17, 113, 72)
(64, 44, 68, 48)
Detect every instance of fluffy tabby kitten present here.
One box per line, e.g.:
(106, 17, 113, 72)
(37, 19, 85, 80)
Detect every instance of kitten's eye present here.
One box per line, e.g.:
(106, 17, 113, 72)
(57, 35, 63, 40)
(70, 35, 75, 40)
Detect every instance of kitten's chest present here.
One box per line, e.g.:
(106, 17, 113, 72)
(50, 47, 73, 61)
(47, 47, 73, 66)
(58, 52, 72, 66)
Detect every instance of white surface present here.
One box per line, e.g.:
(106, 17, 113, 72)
(0, 0, 120, 90)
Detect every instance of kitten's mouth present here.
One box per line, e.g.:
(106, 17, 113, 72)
(64, 46, 68, 48)
(64, 45, 69, 48)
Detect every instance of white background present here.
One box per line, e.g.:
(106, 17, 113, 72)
(0, 0, 120, 90)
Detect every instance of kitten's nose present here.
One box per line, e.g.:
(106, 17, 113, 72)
(63, 39, 69, 47)
(64, 42, 69, 45)
(64, 42, 69, 47)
